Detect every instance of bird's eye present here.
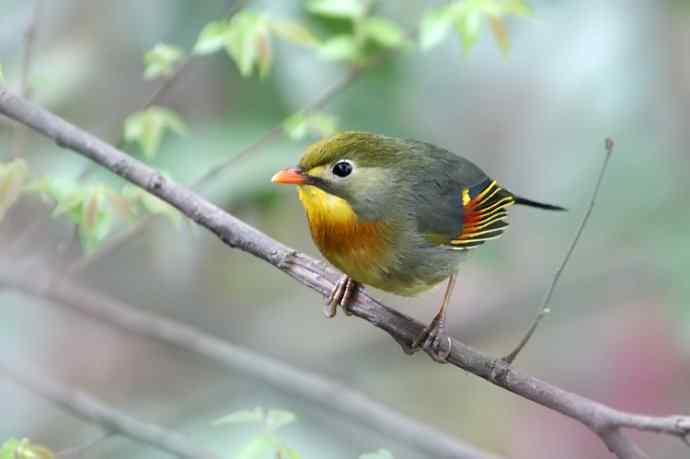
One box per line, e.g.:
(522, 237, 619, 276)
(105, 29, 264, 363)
(331, 160, 353, 178)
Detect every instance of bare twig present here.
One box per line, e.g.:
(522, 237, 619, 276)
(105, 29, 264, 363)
(76, 58, 191, 182)
(68, 62, 371, 273)
(0, 361, 221, 459)
(10, 0, 42, 159)
(0, 270, 496, 459)
(503, 138, 615, 364)
(198, 62, 370, 185)
(2, 88, 689, 459)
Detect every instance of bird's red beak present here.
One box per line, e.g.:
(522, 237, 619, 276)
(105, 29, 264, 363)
(271, 168, 307, 185)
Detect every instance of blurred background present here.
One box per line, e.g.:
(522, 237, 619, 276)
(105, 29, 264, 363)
(1, 0, 689, 458)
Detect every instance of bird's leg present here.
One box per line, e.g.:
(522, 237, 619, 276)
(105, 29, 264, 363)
(324, 275, 358, 318)
(410, 274, 456, 362)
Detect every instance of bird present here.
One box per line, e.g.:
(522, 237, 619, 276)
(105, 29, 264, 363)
(271, 131, 564, 361)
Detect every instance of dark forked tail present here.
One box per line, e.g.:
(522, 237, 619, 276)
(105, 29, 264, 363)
(512, 195, 566, 211)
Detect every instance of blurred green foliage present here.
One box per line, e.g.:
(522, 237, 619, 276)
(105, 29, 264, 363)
(124, 106, 188, 159)
(0, 438, 54, 459)
(0, 158, 29, 221)
(144, 44, 186, 80)
(214, 407, 301, 459)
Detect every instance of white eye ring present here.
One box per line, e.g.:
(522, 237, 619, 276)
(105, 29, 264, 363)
(331, 160, 354, 178)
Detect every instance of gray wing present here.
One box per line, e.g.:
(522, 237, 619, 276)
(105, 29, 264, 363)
(403, 140, 491, 245)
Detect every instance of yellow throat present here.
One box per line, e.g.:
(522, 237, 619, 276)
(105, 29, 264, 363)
(296, 185, 391, 285)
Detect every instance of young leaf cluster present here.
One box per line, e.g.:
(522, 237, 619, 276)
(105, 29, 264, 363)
(193, 11, 320, 79)
(124, 107, 187, 159)
(420, 0, 532, 53)
(144, 44, 185, 80)
(23, 174, 181, 253)
(306, 0, 407, 62)
(214, 407, 301, 459)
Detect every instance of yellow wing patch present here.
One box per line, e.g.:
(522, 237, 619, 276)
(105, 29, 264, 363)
(451, 180, 515, 250)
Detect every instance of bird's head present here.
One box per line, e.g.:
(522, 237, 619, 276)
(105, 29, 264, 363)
(272, 132, 412, 220)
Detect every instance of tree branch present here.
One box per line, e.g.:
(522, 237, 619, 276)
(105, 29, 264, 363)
(0, 361, 221, 459)
(1, 87, 689, 458)
(0, 269, 499, 459)
(504, 137, 615, 363)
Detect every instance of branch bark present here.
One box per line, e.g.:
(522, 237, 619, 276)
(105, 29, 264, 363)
(0, 361, 221, 459)
(0, 270, 496, 459)
(1, 87, 689, 458)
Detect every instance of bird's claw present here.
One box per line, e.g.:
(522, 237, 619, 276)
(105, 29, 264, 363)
(324, 275, 357, 318)
(410, 316, 452, 363)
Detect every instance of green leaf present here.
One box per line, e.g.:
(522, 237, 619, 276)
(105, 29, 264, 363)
(265, 410, 296, 431)
(361, 17, 405, 48)
(52, 189, 85, 222)
(284, 112, 338, 140)
(25, 178, 127, 252)
(0, 158, 29, 221)
(124, 107, 187, 159)
(489, 16, 510, 54)
(454, 8, 483, 52)
(444, 0, 533, 53)
(144, 43, 185, 80)
(419, 6, 454, 50)
(194, 20, 230, 55)
(306, 0, 366, 19)
(221, 11, 272, 78)
(0, 438, 21, 459)
(1, 438, 54, 459)
(359, 449, 394, 459)
(504, 0, 533, 16)
(235, 435, 274, 459)
(212, 407, 265, 426)
(318, 35, 360, 61)
(278, 446, 301, 459)
(25, 177, 77, 206)
(79, 186, 114, 254)
(270, 20, 320, 47)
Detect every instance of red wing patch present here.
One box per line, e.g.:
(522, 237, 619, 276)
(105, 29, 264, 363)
(450, 179, 515, 249)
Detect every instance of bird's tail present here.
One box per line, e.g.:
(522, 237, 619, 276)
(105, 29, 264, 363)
(512, 195, 566, 211)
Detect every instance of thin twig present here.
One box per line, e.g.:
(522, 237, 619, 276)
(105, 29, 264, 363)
(0, 361, 221, 459)
(197, 62, 370, 186)
(10, 0, 42, 159)
(1, 88, 689, 459)
(503, 137, 615, 364)
(0, 270, 497, 459)
(67, 62, 371, 274)
(77, 58, 192, 182)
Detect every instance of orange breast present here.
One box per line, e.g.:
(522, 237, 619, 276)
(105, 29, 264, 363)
(297, 185, 392, 285)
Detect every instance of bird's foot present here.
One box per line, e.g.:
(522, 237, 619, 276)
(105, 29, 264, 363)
(410, 315, 452, 363)
(324, 275, 357, 318)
